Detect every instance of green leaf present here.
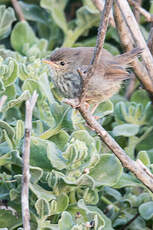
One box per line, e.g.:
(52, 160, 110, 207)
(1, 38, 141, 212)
(19, 1, 49, 24)
(50, 194, 69, 215)
(16, 120, 24, 142)
(22, 79, 41, 96)
(131, 89, 150, 107)
(47, 142, 66, 170)
(136, 130, 153, 151)
(83, 188, 99, 205)
(39, 72, 55, 104)
(104, 42, 120, 55)
(35, 198, 50, 218)
(77, 199, 113, 230)
(58, 211, 74, 230)
(40, 103, 73, 139)
(0, 152, 11, 166)
(30, 183, 55, 201)
(0, 208, 21, 229)
(3, 58, 19, 87)
(94, 100, 114, 118)
(30, 137, 53, 170)
(0, 150, 22, 167)
(0, 5, 16, 40)
(139, 201, 153, 220)
(113, 124, 139, 137)
(50, 130, 69, 151)
(40, 0, 68, 34)
(5, 84, 16, 99)
(71, 130, 97, 155)
(0, 120, 15, 138)
(114, 173, 142, 189)
(137, 151, 150, 167)
(63, 6, 100, 47)
(5, 90, 30, 111)
(89, 154, 122, 186)
(11, 21, 38, 54)
(30, 166, 43, 184)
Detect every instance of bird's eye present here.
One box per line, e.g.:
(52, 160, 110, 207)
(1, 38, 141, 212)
(60, 61, 65, 66)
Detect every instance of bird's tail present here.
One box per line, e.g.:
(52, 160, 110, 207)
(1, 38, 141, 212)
(115, 48, 143, 65)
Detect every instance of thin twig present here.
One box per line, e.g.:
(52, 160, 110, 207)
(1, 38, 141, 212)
(116, 0, 153, 87)
(80, 0, 113, 104)
(133, 0, 142, 22)
(124, 0, 141, 98)
(113, 2, 153, 97)
(148, 27, 153, 56)
(128, 0, 153, 22)
(21, 91, 38, 230)
(119, 213, 139, 230)
(11, 0, 25, 21)
(136, 159, 153, 180)
(92, 0, 115, 27)
(125, 74, 137, 99)
(0, 95, 7, 112)
(77, 103, 153, 192)
(92, 0, 103, 11)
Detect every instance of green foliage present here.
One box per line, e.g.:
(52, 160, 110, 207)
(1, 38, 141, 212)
(0, 5, 16, 40)
(0, 0, 153, 229)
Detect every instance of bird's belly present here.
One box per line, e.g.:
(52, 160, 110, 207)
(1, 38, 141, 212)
(86, 77, 121, 104)
(55, 72, 83, 99)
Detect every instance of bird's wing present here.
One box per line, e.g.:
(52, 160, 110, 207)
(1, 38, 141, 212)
(104, 63, 130, 80)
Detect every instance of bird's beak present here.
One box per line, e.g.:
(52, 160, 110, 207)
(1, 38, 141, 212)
(42, 60, 59, 68)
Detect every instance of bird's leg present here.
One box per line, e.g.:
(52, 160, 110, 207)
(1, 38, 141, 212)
(91, 103, 101, 120)
(91, 103, 99, 114)
(62, 98, 80, 108)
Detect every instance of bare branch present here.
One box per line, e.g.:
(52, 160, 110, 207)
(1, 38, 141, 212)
(11, 0, 25, 21)
(116, 0, 153, 86)
(0, 95, 7, 112)
(114, 2, 153, 95)
(125, 74, 137, 99)
(128, 0, 153, 22)
(77, 103, 153, 192)
(133, 0, 142, 22)
(80, 0, 113, 104)
(92, 0, 115, 27)
(148, 27, 153, 56)
(92, 0, 103, 11)
(22, 91, 38, 230)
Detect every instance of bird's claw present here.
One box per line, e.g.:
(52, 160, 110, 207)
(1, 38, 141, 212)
(62, 98, 80, 108)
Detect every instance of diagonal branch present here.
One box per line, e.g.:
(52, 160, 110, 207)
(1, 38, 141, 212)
(114, 1, 153, 96)
(80, 0, 113, 104)
(148, 27, 153, 56)
(116, 0, 153, 86)
(92, 0, 115, 27)
(21, 91, 38, 230)
(78, 104, 153, 192)
(128, 0, 153, 22)
(11, 0, 25, 21)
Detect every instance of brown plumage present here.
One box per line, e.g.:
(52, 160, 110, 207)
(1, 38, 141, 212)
(43, 47, 142, 105)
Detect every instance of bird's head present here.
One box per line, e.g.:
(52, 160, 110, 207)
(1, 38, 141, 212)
(42, 47, 81, 74)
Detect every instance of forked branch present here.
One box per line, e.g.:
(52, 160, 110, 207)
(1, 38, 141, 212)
(21, 91, 38, 230)
(80, 0, 114, 104)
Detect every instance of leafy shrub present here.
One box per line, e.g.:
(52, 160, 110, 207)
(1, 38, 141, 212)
(0, 0, 153, 229)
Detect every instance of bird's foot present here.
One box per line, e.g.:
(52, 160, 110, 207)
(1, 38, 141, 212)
(62, 98, 80, 108)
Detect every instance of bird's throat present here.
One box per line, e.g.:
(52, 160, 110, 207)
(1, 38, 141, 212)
(54, 71, 83, 99)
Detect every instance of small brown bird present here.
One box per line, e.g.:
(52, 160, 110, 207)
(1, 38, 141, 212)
(43, 47, 142, 107)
